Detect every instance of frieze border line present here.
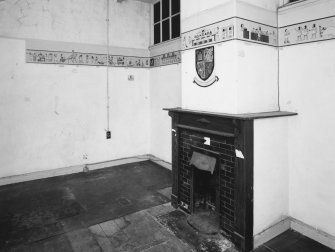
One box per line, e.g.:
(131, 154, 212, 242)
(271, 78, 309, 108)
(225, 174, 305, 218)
(182, 16, 278, 51)
(278, 14, 335, 47)
(26, 49, 181, 68)
(181, 15, 335, 50)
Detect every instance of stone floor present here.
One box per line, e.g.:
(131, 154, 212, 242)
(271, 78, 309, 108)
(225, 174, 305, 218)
(0, 160, 333, 252)
(253, 229, 334, 252)
(88, 203, 235, 252)
(0, 161, 172, 251)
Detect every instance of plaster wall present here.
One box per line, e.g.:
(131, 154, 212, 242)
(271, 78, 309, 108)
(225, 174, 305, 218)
(181, 0, 279, 114)
(0, 37, 150, 177)
(253, 117, 289, 235)
(181, 0, 233, 23)
(181, 0, 235, 33)
(0, 0, 150, 49)
(0, 0, 151, 178)
(280, 34, 335, 236)
(150, 64, 181, 164)
(279, 0, 335, 237)
(181, 42, 238, 113)
(235, 41, 279, 113)
(236, 0, 278, 26)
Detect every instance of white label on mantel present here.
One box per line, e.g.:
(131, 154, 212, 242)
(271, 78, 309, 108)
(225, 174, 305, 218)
(235, 149, 245, 159)
(204, 137, 211, 145)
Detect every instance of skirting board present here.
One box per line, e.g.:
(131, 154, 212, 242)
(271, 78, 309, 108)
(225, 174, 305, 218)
(254, 217, 291, 248)
(254, 217, 335, 250)
(0, 154, 171, 187)
(290, 217, 335, 250)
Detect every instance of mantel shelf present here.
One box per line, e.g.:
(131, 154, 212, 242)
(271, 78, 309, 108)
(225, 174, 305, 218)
(163, 108, 298, 120)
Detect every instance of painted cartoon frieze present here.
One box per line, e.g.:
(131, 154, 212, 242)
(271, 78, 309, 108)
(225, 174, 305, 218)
(279, 16, 335, 46)
(26, 49, 161, 68)
(181, 18, 235, 50)
(236, 18, 277, 46)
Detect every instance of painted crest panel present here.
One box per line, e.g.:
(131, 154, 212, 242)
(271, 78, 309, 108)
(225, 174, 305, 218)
(195, 46, 214, 81)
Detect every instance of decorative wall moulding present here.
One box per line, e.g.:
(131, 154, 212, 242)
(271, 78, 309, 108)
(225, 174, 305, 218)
(182, 18, 235, 50)
(236, 18, 278, 47)
(150, 51, 181, 67)
(278, 15, 335, 47)
(26, 49, 181, 68)
(181, 16, 335, 50)
(181, 17, 278, 50)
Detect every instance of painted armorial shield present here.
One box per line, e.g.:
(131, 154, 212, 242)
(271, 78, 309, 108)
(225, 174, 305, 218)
(195, 46, 214, 81)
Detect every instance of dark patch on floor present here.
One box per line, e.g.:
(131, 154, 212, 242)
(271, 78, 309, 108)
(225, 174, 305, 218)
(0, 161, 171, 251)
(253, 229, 334, 252)
(156, 210, 237, 252)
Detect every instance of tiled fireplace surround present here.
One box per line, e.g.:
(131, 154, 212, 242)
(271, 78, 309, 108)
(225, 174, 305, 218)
(166, 108, 296, 252)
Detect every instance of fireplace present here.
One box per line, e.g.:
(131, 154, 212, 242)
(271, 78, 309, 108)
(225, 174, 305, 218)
(190, 146, 220, 214)
(165, 108, 297, 252)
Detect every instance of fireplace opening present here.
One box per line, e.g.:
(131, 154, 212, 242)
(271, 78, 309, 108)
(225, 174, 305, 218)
(187, 148, 221, 235)
(193, 167, 216, 211)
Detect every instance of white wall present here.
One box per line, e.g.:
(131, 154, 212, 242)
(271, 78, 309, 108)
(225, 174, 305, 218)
(110, 0, 150, 49)
(0, 0, 151, 178)
(254, 117, 289, 235)
(181, 42, 238, 114)
(0, 0, 150, 48)
(0, 37, 150, 177)
(280, 41, 335, 237)
(236, 0, 278, 26)
(181, 0, 279, 114)
(235, 41, 279, 114)
(181, 0, 233, 22)
(279, 0, 335, 237)
(150, 64, 181, 163)
(181, 0, 235, 33)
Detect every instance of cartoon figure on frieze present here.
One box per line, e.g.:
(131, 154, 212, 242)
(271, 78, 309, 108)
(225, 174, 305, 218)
(278, 16, 335, 46)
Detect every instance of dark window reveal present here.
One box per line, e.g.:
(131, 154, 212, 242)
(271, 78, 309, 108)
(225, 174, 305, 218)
(162, 19, 170, 41)
(153, 0, 180, 45)
(154, 2, 160, 23)
(171, 0, 180, 15)
(162, 0, 170, 19)
(154, 23, 161, 44)
(171, 14, 180, 39)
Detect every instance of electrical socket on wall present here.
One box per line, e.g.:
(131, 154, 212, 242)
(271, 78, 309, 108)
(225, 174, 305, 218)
(106, 130, 111, 139)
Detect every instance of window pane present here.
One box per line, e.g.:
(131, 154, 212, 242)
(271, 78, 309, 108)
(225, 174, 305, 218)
(154, 23, 161, 44)
(171, 0, 180, 15)
(171, 14, 180, 39)
(162, 19, 170, 42)
(162, 0, 169, 20)
(154, 2, 160, 23)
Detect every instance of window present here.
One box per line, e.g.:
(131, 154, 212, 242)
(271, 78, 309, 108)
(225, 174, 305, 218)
(153, 0, 180, 45)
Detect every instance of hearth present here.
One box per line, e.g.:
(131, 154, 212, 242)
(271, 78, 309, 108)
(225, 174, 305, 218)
(165, 108, 297, 252)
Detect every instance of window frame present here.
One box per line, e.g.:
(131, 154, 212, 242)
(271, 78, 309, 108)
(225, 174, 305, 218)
(153, 0, 180, 45)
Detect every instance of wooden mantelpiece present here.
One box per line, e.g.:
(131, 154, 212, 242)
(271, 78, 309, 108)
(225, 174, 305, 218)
(165, 108, 297, 120)
(164, 108, 297, 252)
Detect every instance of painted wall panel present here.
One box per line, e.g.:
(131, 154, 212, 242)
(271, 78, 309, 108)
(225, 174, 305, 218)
(280, 41, 335, 237)
(150, 64, 181, 163)
(278, 0, 335, 237)
(235, 41, 278, 113)
(254, 117, 289, 235)
(0, 0, 150, 49)
(0, 37, 150, 177)
(181, 42, 238, 114)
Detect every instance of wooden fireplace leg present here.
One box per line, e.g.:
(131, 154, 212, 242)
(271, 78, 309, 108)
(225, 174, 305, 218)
(169, 111, 179, 209)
